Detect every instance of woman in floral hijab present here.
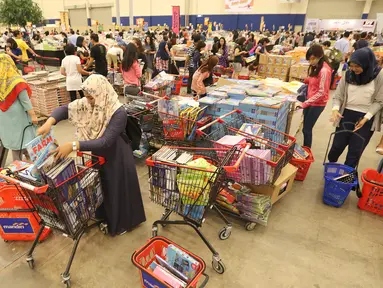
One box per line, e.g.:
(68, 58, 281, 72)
(38, 74, 146, 236)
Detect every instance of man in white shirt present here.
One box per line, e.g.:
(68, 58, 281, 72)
(334, 31, 351, 60)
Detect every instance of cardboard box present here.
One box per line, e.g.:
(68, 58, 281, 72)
(282, 56, 292, 67)
(258, 64, 267, 74)
(267, 55, 275, 65)
(298, 65, 309, 79)
(259, 54, 269, 65)
(246, 164, 298, 204)
(289, 64, 300, 78)
(274, 56, 283, 66)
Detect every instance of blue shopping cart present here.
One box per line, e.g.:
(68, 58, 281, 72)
(323, 127, 365, 207)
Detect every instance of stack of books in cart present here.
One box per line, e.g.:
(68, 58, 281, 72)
(8, 132, 102, 231)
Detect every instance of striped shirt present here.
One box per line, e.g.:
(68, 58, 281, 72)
(187, 44, 195, 68)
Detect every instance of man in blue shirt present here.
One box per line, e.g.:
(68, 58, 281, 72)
(334, 31, 351, 60)
(68, 30, 78, 46)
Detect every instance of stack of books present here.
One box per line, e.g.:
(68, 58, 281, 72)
(293, 143, 310, 160)
(28, 80, 70, 117)
(148, 244, 200, 288)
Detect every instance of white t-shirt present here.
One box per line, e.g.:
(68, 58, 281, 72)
(61, 55, 82, 91)
(346, 81, 375, 114)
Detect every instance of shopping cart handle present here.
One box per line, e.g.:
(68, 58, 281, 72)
(141, 91, 165, 100)
(76, 151, 105, 166)
(196, 109, 241, 134)
(199, 272, 209, 288)
(0, 173, 49, 194)
(223, 143, 251, 172)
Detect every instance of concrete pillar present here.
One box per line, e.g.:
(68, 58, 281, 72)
(115, 0, 121, 27)
(185, 0, 190, 27)
(129, 0, 134, 27)
(362, 0, 373, 19)
(86, 0, 91, 27)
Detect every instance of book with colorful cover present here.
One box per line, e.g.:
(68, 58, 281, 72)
(25, 131, 58, 181)
(25, 131, 56, 162)
(7, 160, 31, 172)
(166, 244, 200, 281)
(294, 143, 309, 159)
(238, 123, 262, 137)
(46, 158, 80, 199)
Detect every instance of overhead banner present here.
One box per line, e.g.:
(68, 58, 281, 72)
(172, 6, 180, 34)
(225, 0, 254, 12)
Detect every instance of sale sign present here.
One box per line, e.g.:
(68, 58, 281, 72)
(172, 6, 180, 34)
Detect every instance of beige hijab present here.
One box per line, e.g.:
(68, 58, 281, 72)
(68, 74, 122, 141)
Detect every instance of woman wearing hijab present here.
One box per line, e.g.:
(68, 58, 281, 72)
(329, 47, 383, 167)
(37, 74, 146, 236)
(0, 54, 38, 160)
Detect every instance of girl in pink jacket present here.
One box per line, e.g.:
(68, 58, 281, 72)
(300, 44, 332, 148)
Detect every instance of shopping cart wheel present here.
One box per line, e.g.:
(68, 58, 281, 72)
(218, 227, 231, 240)
(63, 279, 71, 288)
(99, 222, 108, 235)
(212, 259, 225, 274)
(152, 225, 158, 238)
(27, 258, 35, 269)
(245, 222, 257, 231)
(378, 159, 383, 173)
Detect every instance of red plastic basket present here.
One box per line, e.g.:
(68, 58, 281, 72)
(290, 147, 314, 181)
(358, 169, 383, 216)
(0, 184, 51, 241)
(132, 236, 208, 288)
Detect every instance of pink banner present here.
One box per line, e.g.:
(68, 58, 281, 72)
(172, 6, 180, 34)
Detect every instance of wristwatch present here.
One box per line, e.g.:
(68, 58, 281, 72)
(72, 141, 77, 152)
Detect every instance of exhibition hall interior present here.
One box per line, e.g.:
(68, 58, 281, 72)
(1, 0, 383, 287)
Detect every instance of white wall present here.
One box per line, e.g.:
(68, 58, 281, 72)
(34, 0, 64, 19)
(35, 0, 311, 19)
(188, 0, 308, 15)
(306, 0, 365, 19)
(369, 0, 383, 19)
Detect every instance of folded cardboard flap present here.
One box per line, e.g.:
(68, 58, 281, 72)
(247, 163, 298, 204)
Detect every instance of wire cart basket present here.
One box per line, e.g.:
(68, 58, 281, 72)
(207, 109, 296, 165)
(197, 114, 286, 186)
(0, 152, 105, 288)
(146, 145, 249, 274)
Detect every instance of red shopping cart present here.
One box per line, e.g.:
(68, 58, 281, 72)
(147, 145, 249, 274)
(197, 112, 286, 185)
(20, 55, 61, 74)
(0, 152, 105, 288)
(202, 109, 296, 165)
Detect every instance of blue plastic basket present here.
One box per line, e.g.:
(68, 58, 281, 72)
(323, 163, 358, 207)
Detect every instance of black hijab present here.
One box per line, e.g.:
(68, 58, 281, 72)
(346, 47, 381, 85)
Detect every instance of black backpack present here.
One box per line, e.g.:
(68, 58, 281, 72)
(122, 115, 142, 151)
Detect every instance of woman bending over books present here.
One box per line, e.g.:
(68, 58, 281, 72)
(37, 74, 146, 236)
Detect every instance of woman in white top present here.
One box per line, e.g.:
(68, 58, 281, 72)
(61, 44, 92, 102)
(329, 48, 383, 167)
